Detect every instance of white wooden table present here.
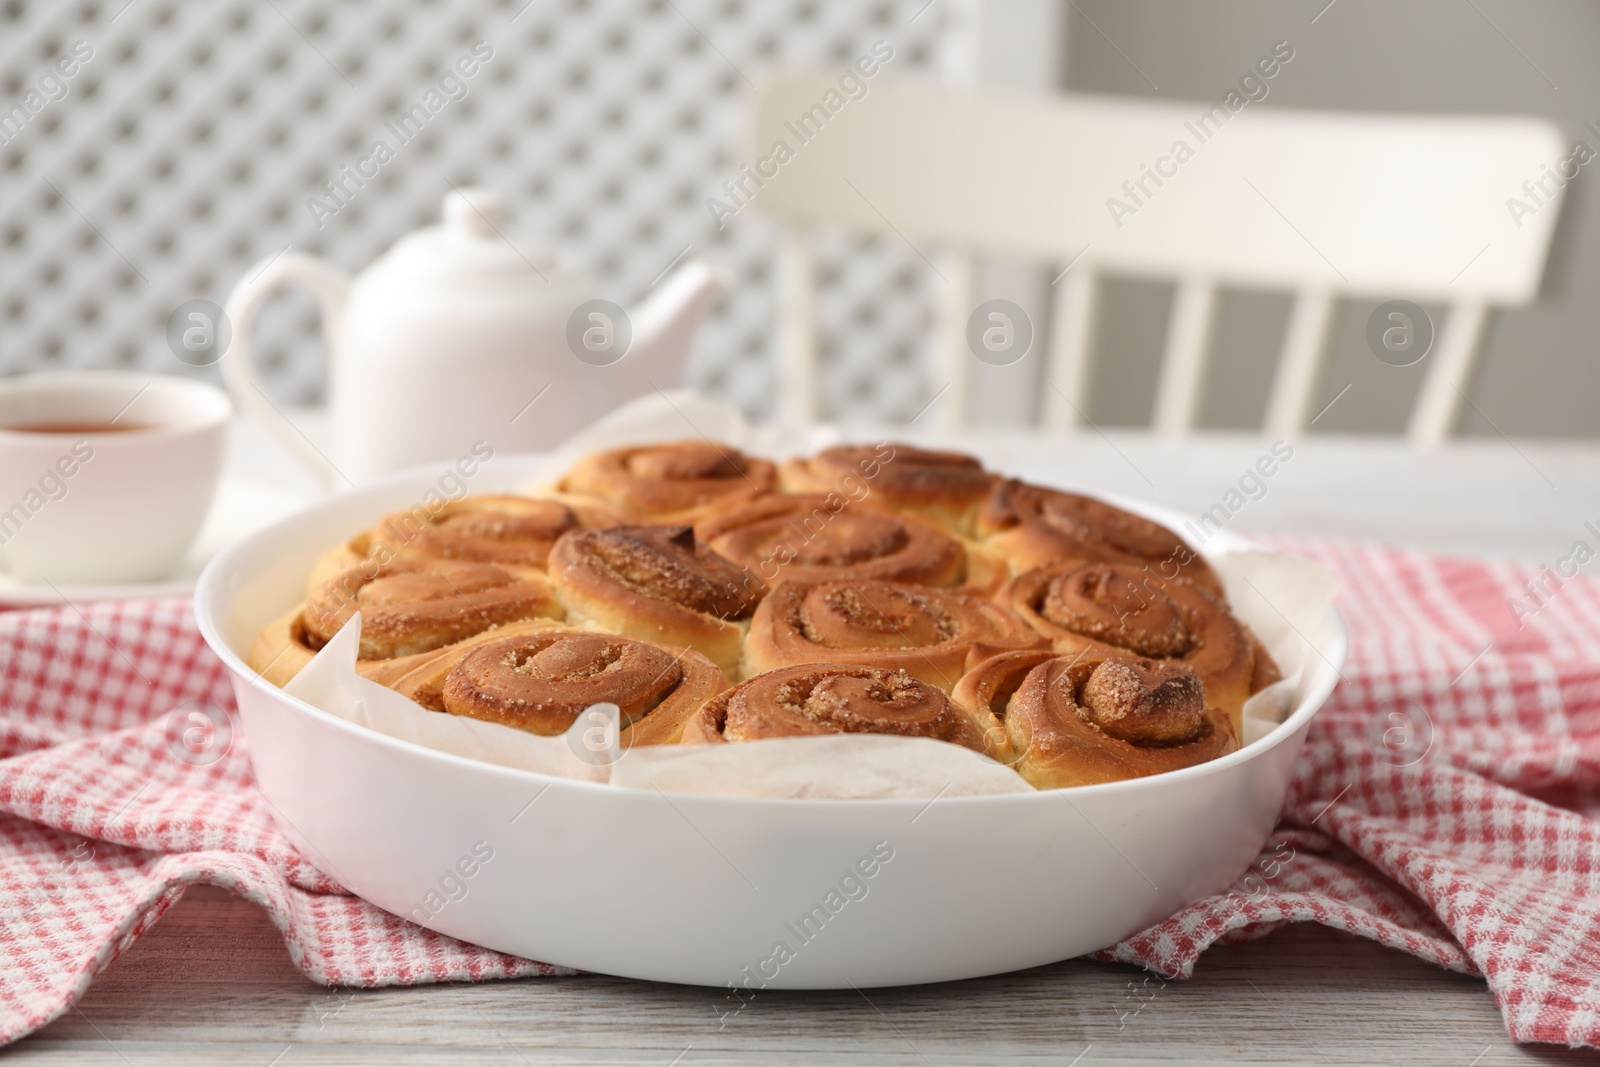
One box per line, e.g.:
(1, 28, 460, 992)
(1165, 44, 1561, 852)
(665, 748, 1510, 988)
(14, 421, 1600, 1064)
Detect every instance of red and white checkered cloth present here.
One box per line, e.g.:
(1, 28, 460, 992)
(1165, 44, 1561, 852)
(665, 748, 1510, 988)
(2, 540, 1598, 1048)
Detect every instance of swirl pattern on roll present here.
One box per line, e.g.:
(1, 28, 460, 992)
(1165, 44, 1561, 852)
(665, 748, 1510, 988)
(952, 649, 1237, 787)
(979, 479, 1220, 593)
(385, 622, 724, 742)
(998, 559, 1271, 734)
(745, 578, 1046, 690)
(363, 494, 625, 572)
(559, 440, 777, 522)
(695, 492, 966, 588)
(682, 663, 986, 750)
(548, 524, 764, 676)
(300, 557, 564, 662)
(780, 443, 993, 533)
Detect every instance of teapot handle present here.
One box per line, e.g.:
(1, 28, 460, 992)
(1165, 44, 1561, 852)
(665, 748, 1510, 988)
(221, 252, 352, 491)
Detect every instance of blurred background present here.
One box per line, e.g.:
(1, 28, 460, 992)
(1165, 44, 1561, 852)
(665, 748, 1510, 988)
(1, 0, 1593, 435)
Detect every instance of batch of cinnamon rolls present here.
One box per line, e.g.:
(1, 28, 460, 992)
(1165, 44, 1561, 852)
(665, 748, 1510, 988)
(249, 440, 1280, 789)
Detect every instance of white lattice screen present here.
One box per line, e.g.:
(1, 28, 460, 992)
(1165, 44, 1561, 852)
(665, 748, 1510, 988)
(0, 0, 951, 422)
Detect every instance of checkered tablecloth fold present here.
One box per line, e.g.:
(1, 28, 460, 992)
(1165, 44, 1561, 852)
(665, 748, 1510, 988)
(2, 540, 1597, 1047)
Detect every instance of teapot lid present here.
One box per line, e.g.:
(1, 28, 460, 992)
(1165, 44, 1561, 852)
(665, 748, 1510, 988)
(374, 189, 560, 280)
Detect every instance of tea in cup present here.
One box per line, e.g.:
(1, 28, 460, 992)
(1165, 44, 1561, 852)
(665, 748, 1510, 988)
(0, 373, 230, 584)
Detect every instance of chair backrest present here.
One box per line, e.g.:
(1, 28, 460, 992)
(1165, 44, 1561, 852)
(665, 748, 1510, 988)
(747, 75, 1566, 441)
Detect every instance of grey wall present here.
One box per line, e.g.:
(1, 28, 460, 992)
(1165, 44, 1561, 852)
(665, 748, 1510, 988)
(1064, 0, 1600, 437)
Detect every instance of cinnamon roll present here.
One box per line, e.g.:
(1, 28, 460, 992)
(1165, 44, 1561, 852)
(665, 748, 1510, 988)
(547, 524, 764, 677)
(247, 606, 329, 687)
(384, 622, 724, 744)
(997, 559, 1272, 735)
(246, 558, 564, 686)
(978, 479, 1220, 594)
(695, 492, 971, 588)
(558, 440, 778, 523)
(295, 494, 614, 618)
(744, 578, 1046, 690)
(361, 493, 621, 572)
(780, 443, 993, 534)
(681, 663, 987, 751)
(952, 649, 1237, 787)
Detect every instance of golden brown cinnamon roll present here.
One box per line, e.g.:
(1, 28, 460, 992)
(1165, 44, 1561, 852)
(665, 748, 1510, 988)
(558, 440, 777, 523)
(303, 558, 563, 660)
(744, 578, 1046, 690)
(384, 622, 724, 744)
(695, 492, 969, 588)
(978, 479, 1220, 594)
(297, 495, 621, 615)
(547, 524, 764, 677)
(952, 649, 1238, 787)
(247, 558, 565, 686)
(780, 443, 993, 534)
(362, 494, 621, 572)
(247, 607, 330, 687)
(997, 559, 1272, 736)
(681, 663, 987, 751)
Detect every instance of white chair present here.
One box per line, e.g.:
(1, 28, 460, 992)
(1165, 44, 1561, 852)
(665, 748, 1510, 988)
(747, 76, 1566, 441)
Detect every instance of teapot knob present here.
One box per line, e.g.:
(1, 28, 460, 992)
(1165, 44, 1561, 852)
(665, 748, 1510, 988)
(443, 188, 507, 237)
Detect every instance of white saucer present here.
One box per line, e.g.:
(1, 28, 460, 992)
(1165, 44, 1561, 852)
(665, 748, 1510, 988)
(0, 477, 314, 607)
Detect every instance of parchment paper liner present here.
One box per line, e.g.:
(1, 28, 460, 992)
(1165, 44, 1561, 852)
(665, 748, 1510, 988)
(285, 392, 1340, 799)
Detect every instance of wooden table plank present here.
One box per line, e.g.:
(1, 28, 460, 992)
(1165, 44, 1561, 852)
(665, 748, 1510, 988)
(11, 887, 1596, 1065)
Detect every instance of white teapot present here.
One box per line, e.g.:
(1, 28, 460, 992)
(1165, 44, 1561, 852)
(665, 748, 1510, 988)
(222, 188, 723, 487)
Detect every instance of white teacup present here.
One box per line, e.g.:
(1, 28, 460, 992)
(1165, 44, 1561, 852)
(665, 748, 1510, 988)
(0, 373, 230, 585)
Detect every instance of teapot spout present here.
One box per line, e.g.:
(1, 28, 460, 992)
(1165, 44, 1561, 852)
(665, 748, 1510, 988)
(625, 259, 725, 389)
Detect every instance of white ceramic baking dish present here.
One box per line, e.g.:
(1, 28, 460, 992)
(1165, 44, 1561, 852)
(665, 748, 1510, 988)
(194, 455, 1345, 989)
